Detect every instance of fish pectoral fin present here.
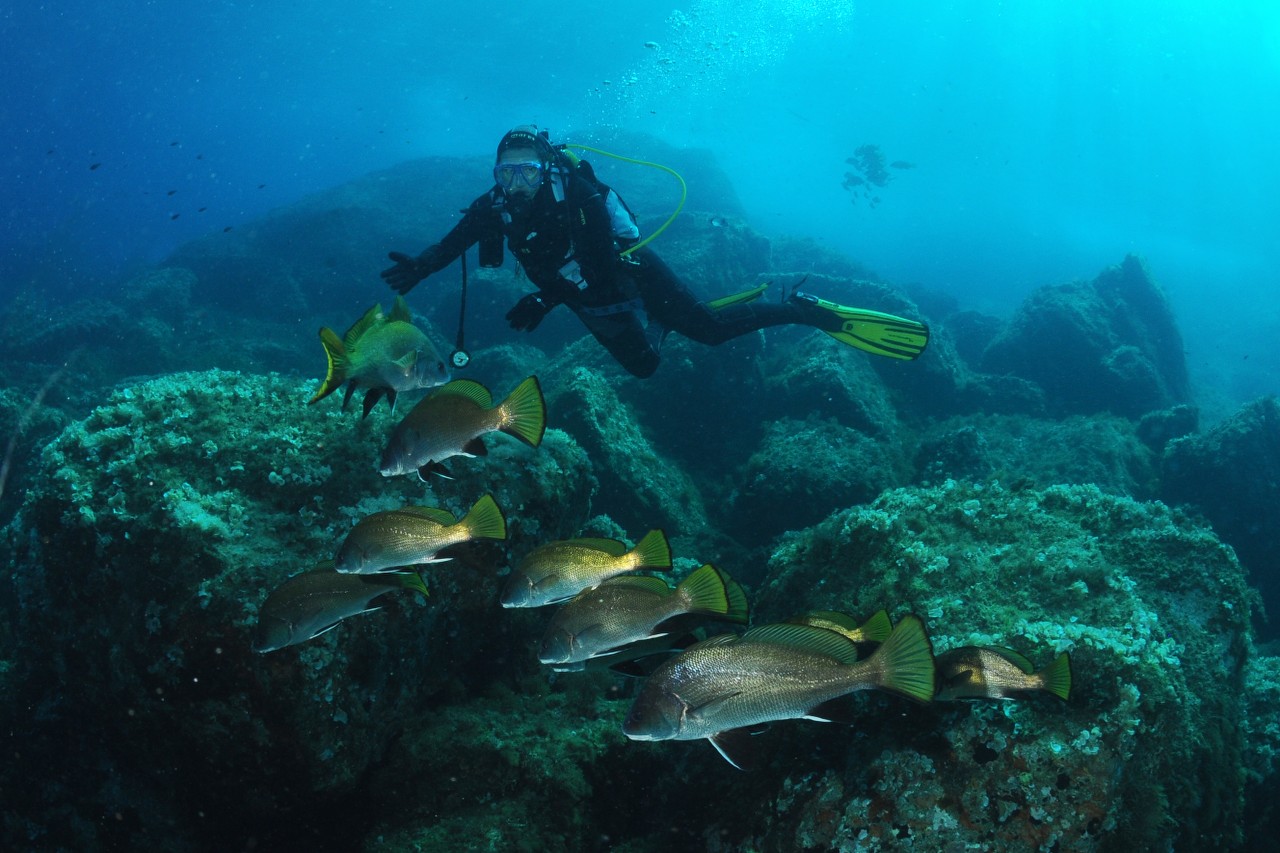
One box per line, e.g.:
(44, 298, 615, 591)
(708, 725, 769, 771)
(307, 621, 345, 641)
(687, 691, 742, 722)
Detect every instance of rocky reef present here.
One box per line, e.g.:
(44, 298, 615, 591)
(3, 149, 1279, 850)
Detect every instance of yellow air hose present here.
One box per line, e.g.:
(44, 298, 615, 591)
(565, 143, 688, 257)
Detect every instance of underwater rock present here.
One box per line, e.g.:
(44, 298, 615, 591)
(1162, 396, 1280, 636)
(982, 255, 1191, 418)
(760, 329, 901, 438)
(1136, 403, 1199, 454)
(945, 308, 1005, 369)
(730, 416, 901, 547)
(751, 479, 1259, 851)
(915, 413, 1160, 498)
(0, 368, 594, 849)
(546, 365, 709, 545)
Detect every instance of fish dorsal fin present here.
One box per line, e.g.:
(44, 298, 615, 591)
(601, 574, 673, 595)
(393, 506, 459, 525)
(431, 378, 493, 407)
(566, 537, 630, 556)
(984, 646, 1036, 674)
(740, 623, 860, 665)
(682, 632, 742, 653)
(388, 295, 414, 324)
(343, 304, 383, 350)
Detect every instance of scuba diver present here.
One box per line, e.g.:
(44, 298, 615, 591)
(381, 125, 929, 378)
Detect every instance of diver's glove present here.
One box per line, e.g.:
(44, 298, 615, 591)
(506, 293, 554, 332)
(381, 246, 441, 294)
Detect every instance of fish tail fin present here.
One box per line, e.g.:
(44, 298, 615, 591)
(863, 614, 935, 703)
(683, 565, 753, 624)
(460, 493, 507, 541)
(723, 573, 750, 624)
(677, 563, 730, 615)
(1038, 652, 1073, 701)
(859, 609, 893, 644)
(395, 571, 430, 599)
(630, 528, 673, 571)
(309, 327, 348, 404)
(498, 375, 547, 448)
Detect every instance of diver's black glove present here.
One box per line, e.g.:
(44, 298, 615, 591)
(381, 247, 440, 295)
(506, 293, 554, 332)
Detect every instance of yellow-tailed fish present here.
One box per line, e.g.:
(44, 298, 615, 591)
(623, 615, 935, 769)
(787, 609, 893, 647)
(252, 561, 427, 653)
(310, 296, 450, 417)
(334, 493, 506, 574)
(538, 563, 748, 666)
(934, 646, 1072, 702)
(501, 528, 672, 608)
(379, 376, 546, 478)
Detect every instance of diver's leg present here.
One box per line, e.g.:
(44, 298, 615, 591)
(567, 305, 661, 378)
(630, 249, 807, 345)
(632, 249, 929, 360)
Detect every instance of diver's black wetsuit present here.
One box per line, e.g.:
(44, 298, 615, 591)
(414, 162, 812, 378)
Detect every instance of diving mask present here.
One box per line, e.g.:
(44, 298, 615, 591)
(494, 161, 544, 191)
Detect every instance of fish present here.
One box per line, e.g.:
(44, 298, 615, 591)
(787, 609, 892, 647)
(334, 493, 507, 574)
(252, 561, 427, 653)
(500, 528, 672, 608)
(538, 563, 749, 666)
(622, 614, 935, 769)
(379, 376, 546, 479)
(934, 646, 1072, 702)
(310, 296, 451, 418)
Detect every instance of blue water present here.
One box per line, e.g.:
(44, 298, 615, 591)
(4, 0, 1278, 409)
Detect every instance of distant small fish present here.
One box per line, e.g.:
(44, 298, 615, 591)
(258, 183, 266, 189)
(379, 376, 546, 478)
(889, 160, 916, 170)
(539, 563, 748, 666)
(934, 646, 1072, 702)
(787, 609, 892, 647)
(167, 189, 177, 196)
(196, 153, 204, 160)
(223, 226, 233, 232)
(623, 615, 936, 768)
(170, 140, 180, 146)
(252, 561, 427, 653)
(334, 493, 506, 575)
(502, 529, 672, 608)
(89, 163, 101, 171)
(198, 207, 207, 213)
(170, 213, 180, 220)
(644, 41, 660, 49)
(310, 296, 451, 418)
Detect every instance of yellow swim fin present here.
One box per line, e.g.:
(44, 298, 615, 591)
(795, 293, 930, 360)
(707, 282, 770, 311)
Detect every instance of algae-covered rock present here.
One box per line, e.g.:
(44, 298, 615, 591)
(983, 255, 1190, 418)
(915, 413, 1160, 498)
(1, 368, 594, 849)
(751, 480, 1257, 850)
(730, 416, 900, 546)
(547, 365, 709, 543)
(1162, 395, 1280, 635)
